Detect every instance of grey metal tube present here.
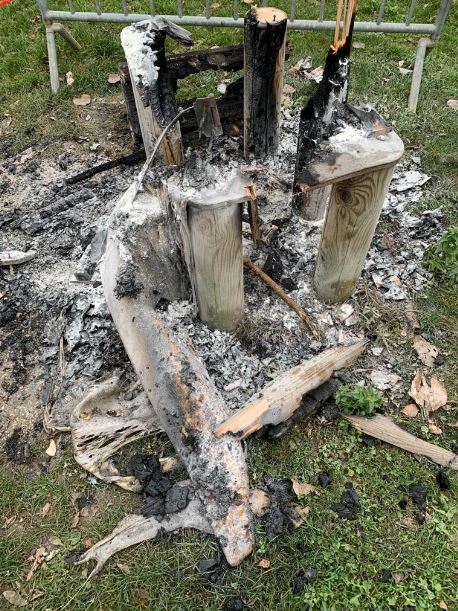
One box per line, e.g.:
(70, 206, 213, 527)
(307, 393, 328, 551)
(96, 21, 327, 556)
(408, 37, 433, 112)
(38, 11, 437, 33)
(405, 0, 416, 26)
(431, 0, 451, 40)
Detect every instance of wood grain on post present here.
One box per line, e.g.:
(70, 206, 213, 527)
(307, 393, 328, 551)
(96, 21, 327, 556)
(188, 200, 244, 332)
(244, 7, 287, 159)
(296, 185, 332, 221)
(314, 165, 395, 303)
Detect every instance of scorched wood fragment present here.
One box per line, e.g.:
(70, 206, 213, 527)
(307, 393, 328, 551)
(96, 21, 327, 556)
(100, 185, 254, 566)
(120, 18, 193, 163)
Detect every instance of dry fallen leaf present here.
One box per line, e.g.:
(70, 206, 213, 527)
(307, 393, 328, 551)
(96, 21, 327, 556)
(401, 404, 419, 418)
(448, 421, 458, 429)
(399, 515, 417, 531)
(399, 66, 413, 75)
(210, 2, 221, 7)
(392, 572, 403, 584)
(249, 489, 270, 517)
(292, 480, 319, 497)
(257, 558, 271, 569)
(289, 504, 310, 528)
(446, 99, 458, 110)
(116, 562, 131, 574)
(409, 369, 448, 413)
(282, 83, 295, 95)
(73, 94, 91, 106)
(107, 73, 121, 84)
(66, 71, 74, 86)
(2, 590, 27, 607)
(26, 546, 47, 581)
(439, 601, 448, 610)
(428, 422, 442, 435)
(413, 336, 439, 368)
(41, 502, 51, 517)
(45, 439, 57, 457)
(352, 41, 365, 49)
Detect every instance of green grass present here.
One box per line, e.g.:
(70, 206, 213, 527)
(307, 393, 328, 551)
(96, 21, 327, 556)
(1, 1, 457, 609)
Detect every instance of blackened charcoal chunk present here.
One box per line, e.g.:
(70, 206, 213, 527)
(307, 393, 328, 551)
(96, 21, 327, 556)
(291, 567, 318, 594)
(318, 471, 333, 487)
(142, 496, 165, 517)
(165, 484, 189, 513)
(265, 477, 296, 502)
(281, 277, 298, 292)
(436, 470, 451, 491)
(263, 250, 283, 284)
(198, 558, 219, 574)
(126, 454, 161, 482)
(332, 482, 360, 520)
(224, 598, 243, 611)
(144, 475, 172, 497)
(400, 483, 427, 512)
(380, 569, 394, 583)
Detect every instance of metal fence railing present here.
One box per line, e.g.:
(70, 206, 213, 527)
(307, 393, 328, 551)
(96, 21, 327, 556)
(36, 0, 451, 112)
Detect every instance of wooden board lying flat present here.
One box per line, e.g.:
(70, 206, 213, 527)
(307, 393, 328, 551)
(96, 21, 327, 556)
(215, 341, 366, 439)
(345, 414, 458, 470)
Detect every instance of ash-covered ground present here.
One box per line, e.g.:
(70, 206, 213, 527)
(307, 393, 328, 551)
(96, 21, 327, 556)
(0, 110, 440, 437)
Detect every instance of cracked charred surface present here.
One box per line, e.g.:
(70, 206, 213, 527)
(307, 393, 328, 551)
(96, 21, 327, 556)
(100, 186, 254, 566)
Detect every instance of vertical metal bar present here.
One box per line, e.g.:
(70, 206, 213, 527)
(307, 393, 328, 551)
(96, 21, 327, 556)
(233, 0, 239, 20)
(376, 0, 386, 25)
(177, 0, 183, 18)
(45, 24, 59, 94)
(431, 0, 452, 40)
(95, 0, 101, 16)
(405, 0, 416, 26)
(319, 0, 326, 22)
(205, 0, 210, 19)
(408, 37, 428, 112)
(67, 0, 75, 14)
(121, 0, 128, 16)
(149, 0, 155, 16)
(290, 0, 297, 21)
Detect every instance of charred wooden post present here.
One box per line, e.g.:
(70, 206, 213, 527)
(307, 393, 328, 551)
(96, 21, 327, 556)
(118, 63, 143, 147)
(120, 19, 193, 164)
(244, 7, 288, 159)
(292, 6, 354, 219)
(293, 1, 403, 302)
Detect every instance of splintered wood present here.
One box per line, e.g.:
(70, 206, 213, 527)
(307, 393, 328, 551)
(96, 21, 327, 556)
(346, 415, 458, 470)
(216, 341, 366, 438)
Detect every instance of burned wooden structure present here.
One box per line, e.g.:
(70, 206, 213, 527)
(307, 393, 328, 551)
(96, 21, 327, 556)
(69, 5, 408, 574)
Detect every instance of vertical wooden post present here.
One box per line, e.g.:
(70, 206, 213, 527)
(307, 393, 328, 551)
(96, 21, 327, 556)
(244, 7, 287, 159)
(314, 165, 395, 303)
(188, 201, 244, 331)
(121, 20, 193, 165)
(295, 186, 332, 221)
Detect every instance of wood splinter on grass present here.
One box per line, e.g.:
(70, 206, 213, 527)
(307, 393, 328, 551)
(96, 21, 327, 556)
(243, 257, 320, 338)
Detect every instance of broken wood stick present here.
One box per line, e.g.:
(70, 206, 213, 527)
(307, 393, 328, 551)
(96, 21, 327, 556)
(243, 257, 320, 338)
(244, 7, 287, 159)
(216, 341, 366, 439)
(66, 149, 146, 185)
(345, 414, 458, 470)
